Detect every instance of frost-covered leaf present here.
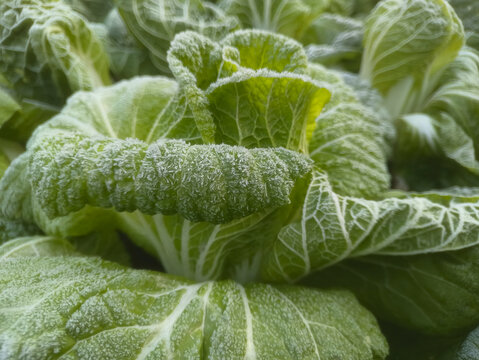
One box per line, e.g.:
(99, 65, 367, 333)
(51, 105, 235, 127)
(308, 64, 390, 198)
(0, 76, 312, 279)
(452, 325, 479, 360)
(262, 170, 479, 282)
(29, 76, 198, 144)
(168, 30, 331, 149)
(29, 134, 311, 223)
(115, 0, 239, 74)
(360, 0, 464, 118)
(0, 154, 35, 223)
(0, 146, 39, 243)
(3, 77, 311, 223)
(0, 0, 111, 104)
(0, 233, 129, 264)
(0, 256, 388, 359)
(0, 236, 74, 258)
(304, 245, 479, 337)
(117, 205, 293, 281)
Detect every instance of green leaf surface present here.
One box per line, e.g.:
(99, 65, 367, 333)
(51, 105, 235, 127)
(115, 0, 239, 74)
(308, 64, 390, 198)
(304, 246, 479, 337)
(5, 77, 312, 223)
(360, 0, 464, 118)
(0, 0, 112, 142)
(0, 75, 312, 279)
(0, 255, 388, 359)
(0, 154, 35, 223)
(0, 0, 111, 106)
(220, 0, 329, 40)
(262, 170, 479, 282)
(168, 30, 331, 149)
(29, 134, 311, 223)
(0, 236, 75, 259)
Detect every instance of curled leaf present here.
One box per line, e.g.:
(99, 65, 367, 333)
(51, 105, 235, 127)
(30, 135, 311, 223)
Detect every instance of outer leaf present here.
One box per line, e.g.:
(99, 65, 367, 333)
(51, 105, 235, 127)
(0, 236, 75, 258)
(308, 64, 390, 198)
(360, 0, 464, 118)
(0, 154, 35, 223)
(0, 87, 20, 128)
(0, 233, 129, 264)
(116, 205, 293, 281)
(0, 256, 388, 359)
(0, 140, 116, 242)
(6, 77, 311, 223)
(0, 146, 39, 243)
(420, 48, 479, 171)
(27, 76, 200, 144)
(0, 76, 312, 279)
(168, 30, 331, 149)
(262, 170, 479, 282)
(29, 135, 311, 223)
(115, 0, 239, 74)
(304, 246, 479, 337)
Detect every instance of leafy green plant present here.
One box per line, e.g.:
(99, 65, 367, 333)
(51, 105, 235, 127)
(1, 0, 479, 358)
